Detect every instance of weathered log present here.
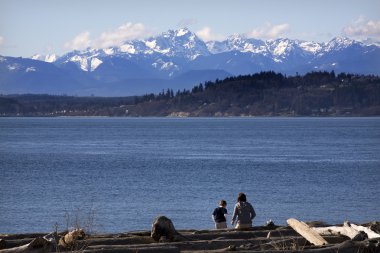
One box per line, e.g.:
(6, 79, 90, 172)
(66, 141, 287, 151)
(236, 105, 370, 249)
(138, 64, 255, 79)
(85, 228, 313, 248)
(0, 240, 6, 250)
(350, 223, 380, 239)
(184, 229, 296, 241)
(287, 218, 328, 246)
(84, 245, 180, 253)
(86, 238, 267, 252)
(0, 235, 46, 241)
(312, 223, 359, 239)
(300, 239, 380, 253)
(364, 221, 380, 234)
(0, 238, 51, 253)
(95, 238, 267, 250)
(2, 240, 35, 250)
(86, 236, 156, 246)
(86, 235, 349, 252)
(248, 237, 309, 251)
(312, 221, 380, 240)
(0, 233, 60, 249)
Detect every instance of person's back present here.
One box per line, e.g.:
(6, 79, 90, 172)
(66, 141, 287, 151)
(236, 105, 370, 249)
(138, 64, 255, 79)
(234, 201, 255, 224)
(231, 193, 256, 229)
(212, 200, 228, 229)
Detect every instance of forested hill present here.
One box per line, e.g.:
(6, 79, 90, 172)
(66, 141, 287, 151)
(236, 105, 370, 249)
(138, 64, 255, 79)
(1, 71, 380, 116)
(124, 71, 380, 116)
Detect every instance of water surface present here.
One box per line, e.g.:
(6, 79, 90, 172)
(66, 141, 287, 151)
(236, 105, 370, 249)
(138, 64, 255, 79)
(0, 117, 379, 233)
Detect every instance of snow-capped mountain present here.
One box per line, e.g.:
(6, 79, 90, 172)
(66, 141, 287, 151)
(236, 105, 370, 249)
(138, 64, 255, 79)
(53, 29, 380, 77)
(1, 28, 380, 95)
(31, 54, 58, 63)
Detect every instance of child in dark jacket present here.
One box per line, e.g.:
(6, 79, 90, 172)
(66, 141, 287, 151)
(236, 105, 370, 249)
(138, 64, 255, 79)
(212, 200, 228, 229)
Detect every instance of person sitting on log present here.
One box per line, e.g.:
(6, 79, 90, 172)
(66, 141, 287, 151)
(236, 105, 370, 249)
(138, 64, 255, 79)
(231, 192, 256, 229)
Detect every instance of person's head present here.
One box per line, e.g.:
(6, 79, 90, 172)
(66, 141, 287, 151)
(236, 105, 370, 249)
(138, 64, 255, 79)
(237, 192, 247, 202)
(219, 200, 227, 207)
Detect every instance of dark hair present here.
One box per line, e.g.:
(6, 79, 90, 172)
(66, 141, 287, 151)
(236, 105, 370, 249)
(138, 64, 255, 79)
(219, 200, 227, 206)
(237, 192, 247, 202)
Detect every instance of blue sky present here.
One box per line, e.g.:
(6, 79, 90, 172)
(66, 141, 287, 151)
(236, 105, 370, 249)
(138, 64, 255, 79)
(1, 0, 379, 57)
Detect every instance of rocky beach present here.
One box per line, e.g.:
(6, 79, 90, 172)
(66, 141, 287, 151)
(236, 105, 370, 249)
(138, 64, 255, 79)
(1, 218, 379, 253)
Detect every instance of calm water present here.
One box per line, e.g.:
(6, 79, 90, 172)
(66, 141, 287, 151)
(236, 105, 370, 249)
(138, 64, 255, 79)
(0, 117, 379, 233)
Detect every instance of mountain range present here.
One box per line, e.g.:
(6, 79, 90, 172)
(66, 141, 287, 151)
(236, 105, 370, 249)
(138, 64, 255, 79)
(1, 28, 380, 96)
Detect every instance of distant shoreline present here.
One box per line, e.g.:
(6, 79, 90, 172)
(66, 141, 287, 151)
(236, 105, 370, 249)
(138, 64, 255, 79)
(2, 71, 380, 117)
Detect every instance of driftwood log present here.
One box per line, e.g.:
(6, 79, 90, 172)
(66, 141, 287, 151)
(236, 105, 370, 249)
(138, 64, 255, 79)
(287, 218, 328, 246)
(299, 239, 380, 253)
(313, 221, 380, 240)
(84, 246, 180, 253)
(0, 240, 6, 250)
(2, 219, 379, 253)
(365, 221, 380, 234)
(0, 238, 51, 253)
(350, 223, 380, 239)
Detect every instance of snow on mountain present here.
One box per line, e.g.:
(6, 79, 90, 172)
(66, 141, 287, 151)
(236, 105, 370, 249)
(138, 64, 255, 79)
(29, 29, 378, 73)
(31, 29, 374, 76)
(31, 54, 42, 60)
(267, 39, 294, 56)
(176, 28, 189, 37)
(299, 41, 322, 54)
(145, 28, 209, 59)
(90, 58, 103, 71)
(103, 48, 115, 55)
(69, 55, 89, 71)
(31, 54, 57, 63)
(0, 56, 86, 94)
(8, 27, 378, 95)
(45, 54, 58, 62)
(26, 67, 36, 72)
(206, 35, 325, 60)
(7, 63, 20, 71)
(323, 37, 356, 52)
(50, 28, 211, 75)
(206, 34, 267, 54)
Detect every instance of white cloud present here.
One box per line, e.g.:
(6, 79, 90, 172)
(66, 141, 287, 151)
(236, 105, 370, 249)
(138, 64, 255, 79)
(246, 23, 291, 39)
(64, 31, 91, 50)
(343, 17, 380, 40)
(95, 23, 152, 48)
(196, 27, 225, 41)
(0, 36, 4, 46)
(64, 22, 152, 50)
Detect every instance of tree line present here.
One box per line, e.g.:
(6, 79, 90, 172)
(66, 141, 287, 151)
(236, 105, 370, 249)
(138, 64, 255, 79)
(1, 71, 380, 116)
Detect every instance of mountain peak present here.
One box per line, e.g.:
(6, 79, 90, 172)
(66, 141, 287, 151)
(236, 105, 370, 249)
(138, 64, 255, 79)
(325, 36, 355, 51)
(330, 36, 353, 43)
(31, 53, 58, 63)
(23, 28, 380, 83)
(176, 27, 191, 37)
(162, 28, 194, 38)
